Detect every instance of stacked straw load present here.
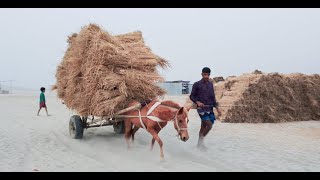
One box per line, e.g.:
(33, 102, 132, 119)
(53, 24, 169, 118)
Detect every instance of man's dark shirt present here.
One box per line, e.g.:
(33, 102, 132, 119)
(190, 79, 217, 113)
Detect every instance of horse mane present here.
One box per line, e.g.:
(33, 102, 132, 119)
(160, 100, 181, 109)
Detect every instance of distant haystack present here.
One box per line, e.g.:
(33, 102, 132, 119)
(252, 69, 263, 74)
(214, 72, 320, 123)
(185, 72, 320, 123)
(53, 24, 169, 118)
(211, 76, 225, 83)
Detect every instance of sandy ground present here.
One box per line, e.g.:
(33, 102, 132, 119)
(0, 92, 320, 172)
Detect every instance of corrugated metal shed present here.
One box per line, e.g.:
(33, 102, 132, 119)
(158, 80, 193, 95)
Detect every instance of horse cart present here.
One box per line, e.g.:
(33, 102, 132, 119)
(69, 103, 142, 139)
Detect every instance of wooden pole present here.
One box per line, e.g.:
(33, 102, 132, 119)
(114, 103, 142, 115)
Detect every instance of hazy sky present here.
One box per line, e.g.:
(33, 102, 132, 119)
(0, 8, 319, 89)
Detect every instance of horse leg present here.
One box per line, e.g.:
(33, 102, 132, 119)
(124, 119, 133, 149)
(150, 138, 155, 151)
(150, 129, 160, 151)
(131, 125, 139, 142)
(148, 129, 164, 160)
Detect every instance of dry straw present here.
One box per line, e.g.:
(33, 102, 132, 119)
(214, 71, 320, 123)
(53, 24, 169, 118)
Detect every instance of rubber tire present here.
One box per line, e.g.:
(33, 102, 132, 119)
(69, 115, 84, 139)
(113, 121, 125, 134)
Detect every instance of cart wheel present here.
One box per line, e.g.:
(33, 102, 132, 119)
(69, 115, 84, 139)
(113, 121, 125, 134)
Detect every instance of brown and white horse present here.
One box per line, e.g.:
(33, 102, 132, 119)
(123, 99, 190, 160)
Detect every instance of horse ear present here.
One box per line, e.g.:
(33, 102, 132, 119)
(178, 107, 184, 114)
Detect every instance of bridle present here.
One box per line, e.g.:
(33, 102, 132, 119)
(170, 107, 189, 133)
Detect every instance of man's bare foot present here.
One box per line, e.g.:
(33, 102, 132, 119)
(197, 143, 208, 151)
(197, 138, 208, 151)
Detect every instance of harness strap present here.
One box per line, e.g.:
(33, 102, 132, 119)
(138, 110, 147, 130)
(146, 115, 164, 122)
(137, 101, 188, 131)
(146, 102, 161, 115)
(146, 101, 163, 130)
(157, 122, 163, 129)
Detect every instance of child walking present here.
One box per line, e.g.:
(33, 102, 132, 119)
(37, 87, 49, 116)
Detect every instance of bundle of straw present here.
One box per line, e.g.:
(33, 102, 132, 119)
(53, 24, 169, 118)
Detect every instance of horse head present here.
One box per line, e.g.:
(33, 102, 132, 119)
(173, 107, 190, 142)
